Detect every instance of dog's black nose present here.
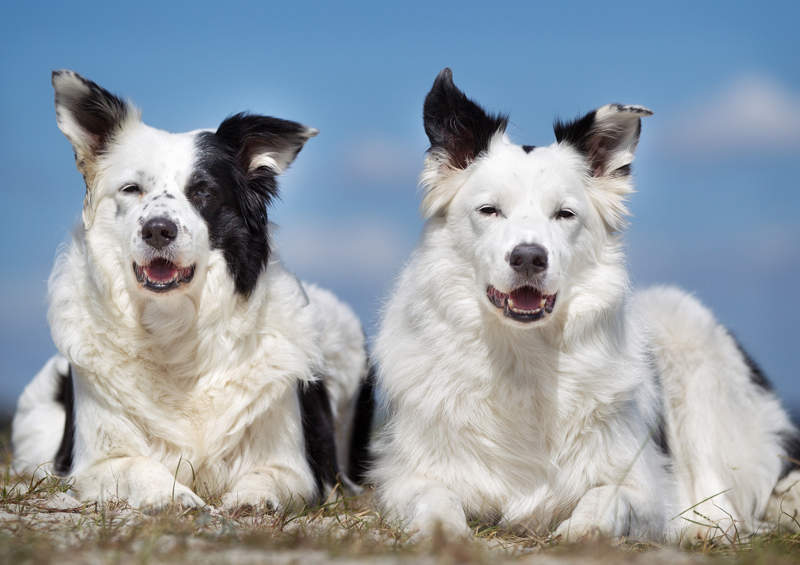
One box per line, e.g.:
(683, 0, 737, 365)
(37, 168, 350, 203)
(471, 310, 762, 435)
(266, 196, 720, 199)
(142, 217, 178, 249)
(509, 243, 548, 274)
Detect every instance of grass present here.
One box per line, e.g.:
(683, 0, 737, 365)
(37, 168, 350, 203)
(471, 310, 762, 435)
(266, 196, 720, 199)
(3, 428, 800, 564)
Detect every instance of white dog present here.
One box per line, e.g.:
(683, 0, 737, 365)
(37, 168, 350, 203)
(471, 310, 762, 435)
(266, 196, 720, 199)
(12, 70, 374, 511)
(371, 68, 800, 542)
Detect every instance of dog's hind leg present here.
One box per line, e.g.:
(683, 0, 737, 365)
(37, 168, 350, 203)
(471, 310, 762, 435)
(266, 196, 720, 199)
(632, 286, 794, 541)
(12, 355, 71, 477)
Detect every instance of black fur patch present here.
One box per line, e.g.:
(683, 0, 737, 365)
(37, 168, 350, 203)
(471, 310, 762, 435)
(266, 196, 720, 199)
(646, 351, 670, 457)
(191, 114, 311, 295)
(348, 364, 376, 484)
(298, 378, 340, 498)
(54, 365, 75, 476)
(780, 431, 800, 479)
(731, 334, 773, 391)
(423, 68, 508, 170)
(521, 145, 536, 153)
(52, 70, 129, 154)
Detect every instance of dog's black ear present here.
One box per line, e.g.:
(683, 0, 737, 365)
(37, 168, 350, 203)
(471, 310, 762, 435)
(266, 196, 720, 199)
(52, 70, 134, 178)
(215, 113, 317, 229)
(554, 104, 653, 178)
(421, 68, 508, 218)
(423, 68, 508, 170)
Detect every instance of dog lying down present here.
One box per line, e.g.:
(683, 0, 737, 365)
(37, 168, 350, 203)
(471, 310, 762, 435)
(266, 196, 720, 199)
(370, 68, 800, 543)
(12, 70, 374, 511)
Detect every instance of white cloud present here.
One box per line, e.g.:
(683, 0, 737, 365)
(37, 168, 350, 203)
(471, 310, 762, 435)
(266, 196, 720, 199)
(662, 74, 800, 155)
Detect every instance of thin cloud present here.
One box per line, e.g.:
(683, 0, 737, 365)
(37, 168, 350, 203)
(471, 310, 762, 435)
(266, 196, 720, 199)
(662, 74, 800, 156)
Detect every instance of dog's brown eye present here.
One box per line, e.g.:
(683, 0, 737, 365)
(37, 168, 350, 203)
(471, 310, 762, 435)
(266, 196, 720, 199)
(556, 209, 576, 220)
(120, 184, 141, 195)
(478, 205, 500, 216)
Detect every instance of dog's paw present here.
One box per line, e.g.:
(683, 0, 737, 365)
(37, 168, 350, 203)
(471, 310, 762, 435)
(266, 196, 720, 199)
(132, 484, 206, 513)
(406, 512, 471, 543)
(221, 489, 280, 513)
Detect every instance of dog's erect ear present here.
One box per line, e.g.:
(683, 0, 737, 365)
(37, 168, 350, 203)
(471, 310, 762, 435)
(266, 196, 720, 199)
(555, 104, 653, 231)
(52, 70, 134, 178)
(215, 113, 317, 229)
(420, 68, 508, 218)
(554, 104, 653, 178)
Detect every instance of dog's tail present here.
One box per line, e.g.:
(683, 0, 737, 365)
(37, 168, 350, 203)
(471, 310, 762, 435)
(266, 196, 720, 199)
(12, 355, 74, 477)
(347, 362, 376, 485)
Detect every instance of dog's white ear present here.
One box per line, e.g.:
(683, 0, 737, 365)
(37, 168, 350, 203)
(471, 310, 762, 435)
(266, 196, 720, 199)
(420, 68, 508, 218)
(52, 70, 135, 178)
(554, 104, 653, 231)
(554, 104, 653, 178)
(215, 113, 317, 230)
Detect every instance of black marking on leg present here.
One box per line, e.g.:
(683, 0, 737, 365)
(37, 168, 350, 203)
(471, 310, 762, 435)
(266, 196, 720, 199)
(298, 377, 339, 499)
(348, 363, 376, 484)
(646, 350, 670, 457)
(54, 365, 75, 476)
(730, 333, 773, 391)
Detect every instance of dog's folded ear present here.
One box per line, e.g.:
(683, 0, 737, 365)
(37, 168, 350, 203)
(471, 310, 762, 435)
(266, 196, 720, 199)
(216, 113, 318, 177)
(555, 104, 653, 231)
(215, 113, 317, 230)
(554, 104, 653, 178)
(421, 68, 508, 218)
(52, 70, 135, 179)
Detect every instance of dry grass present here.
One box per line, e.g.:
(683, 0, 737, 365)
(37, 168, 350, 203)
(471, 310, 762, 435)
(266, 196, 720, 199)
(2, 429, 800, 564)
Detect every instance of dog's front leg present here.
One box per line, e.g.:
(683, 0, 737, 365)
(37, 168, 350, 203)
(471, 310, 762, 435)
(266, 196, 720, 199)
(72, 456, 206, 511)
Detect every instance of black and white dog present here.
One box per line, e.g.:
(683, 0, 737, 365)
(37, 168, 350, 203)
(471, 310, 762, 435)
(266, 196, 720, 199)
(371, 68, 800, 542)
(12, 71, 373, 511)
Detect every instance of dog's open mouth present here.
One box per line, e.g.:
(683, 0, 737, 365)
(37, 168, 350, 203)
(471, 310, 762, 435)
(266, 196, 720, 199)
(486, 285, 556, 322)
(133, 259, 195, 293)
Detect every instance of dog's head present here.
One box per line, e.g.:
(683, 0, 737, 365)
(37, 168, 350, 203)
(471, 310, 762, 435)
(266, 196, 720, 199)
(52, 70, 316, 302)
(420, 68, 651, 328)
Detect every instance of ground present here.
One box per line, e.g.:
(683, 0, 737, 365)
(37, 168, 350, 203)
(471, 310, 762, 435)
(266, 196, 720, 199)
(3, 431, 800, 564)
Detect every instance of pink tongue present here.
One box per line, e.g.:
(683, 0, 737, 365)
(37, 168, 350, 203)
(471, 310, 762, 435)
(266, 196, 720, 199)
(145, 258, 177, 282)
(509, 286, 542, 310)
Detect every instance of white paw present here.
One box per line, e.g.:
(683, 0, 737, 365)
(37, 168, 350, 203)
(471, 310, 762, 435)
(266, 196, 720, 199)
(407, 510, 471, 542)
(221, 489, 281, 512)
(131, 484, 206, 512)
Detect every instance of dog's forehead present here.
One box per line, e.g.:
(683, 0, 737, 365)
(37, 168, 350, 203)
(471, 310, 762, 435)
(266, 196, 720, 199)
(472, 141, 585, 194)
(102, 122, 201, 190)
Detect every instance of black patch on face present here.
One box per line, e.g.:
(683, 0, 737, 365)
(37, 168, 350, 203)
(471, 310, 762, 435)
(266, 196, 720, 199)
(54, 364, 75, 476)
(348, 363, 376, 484)
(191, 113, 313, 295)
(191, 132, 275, 296)
(423, 68, 508, 170)
(297, 378, 340, 498)
(52, 70, 129, 154)
(521, 145, 536, 153)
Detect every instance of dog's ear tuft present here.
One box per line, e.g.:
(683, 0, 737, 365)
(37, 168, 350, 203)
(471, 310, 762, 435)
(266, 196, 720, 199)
(554, 103, 653, 177)
(215, 113, 317, 230)
(421, 68, 508, 218)
(423, 68, 508, 170)
(52, 70, 134, 174)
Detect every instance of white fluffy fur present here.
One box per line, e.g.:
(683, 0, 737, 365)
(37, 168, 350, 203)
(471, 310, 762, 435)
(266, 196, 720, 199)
(372, 103, 800, 543)
(12, 72, 366, 511)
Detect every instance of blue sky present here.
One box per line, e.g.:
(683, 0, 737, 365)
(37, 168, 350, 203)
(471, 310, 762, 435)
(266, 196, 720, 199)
(1, 1, 798, 411)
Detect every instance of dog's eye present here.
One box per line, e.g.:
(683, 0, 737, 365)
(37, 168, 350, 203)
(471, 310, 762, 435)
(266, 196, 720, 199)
(477, 205, 500, 216)
(119, 184, 141, 195)
(556, 209, 576, 220)
(189, 187, 211, 208)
